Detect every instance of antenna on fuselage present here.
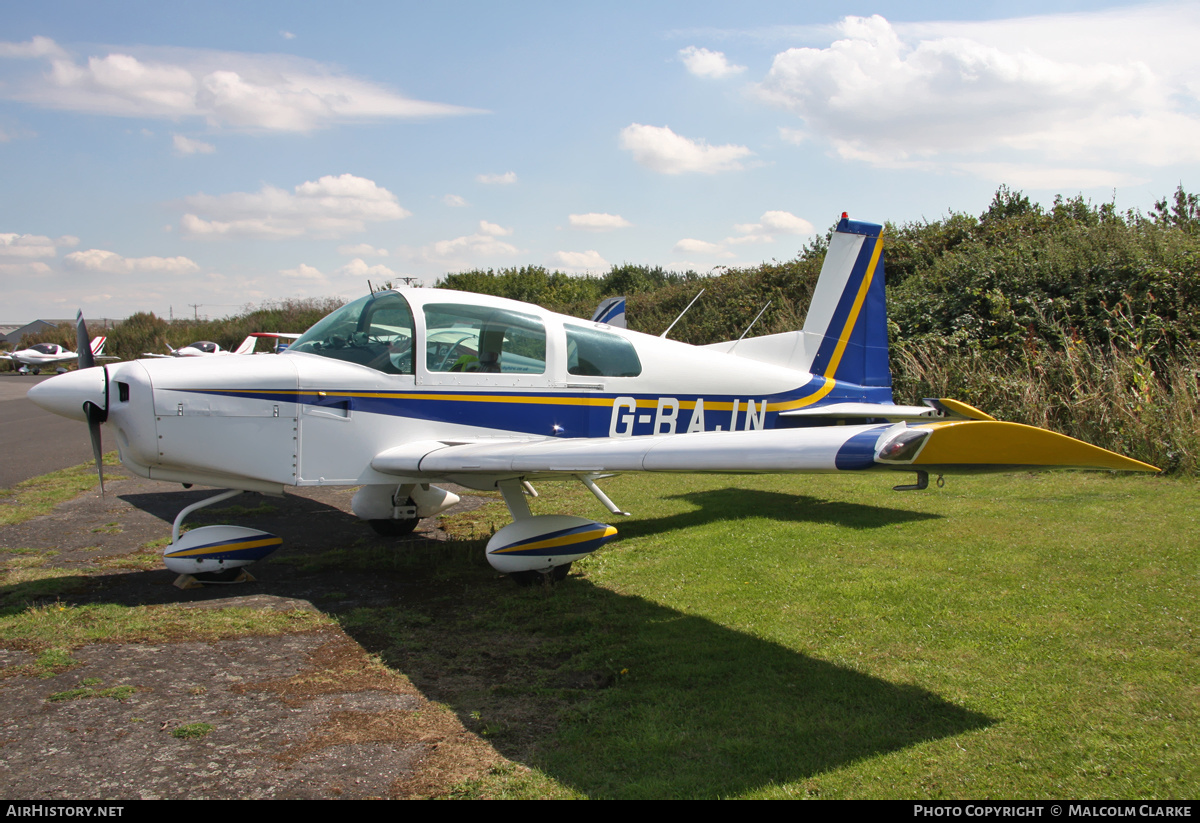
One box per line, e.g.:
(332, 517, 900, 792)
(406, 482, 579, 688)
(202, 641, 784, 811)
(730, 300, 772, 351)
(660, 288, 705, 340)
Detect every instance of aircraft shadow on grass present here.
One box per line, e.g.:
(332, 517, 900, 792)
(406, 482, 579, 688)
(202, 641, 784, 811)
(382, 584, 995, 798)
(611, 486, 942, 542)
(4, 488, 987, 798)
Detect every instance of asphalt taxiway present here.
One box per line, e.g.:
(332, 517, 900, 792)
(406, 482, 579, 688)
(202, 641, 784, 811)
(0, 374, 95, 488)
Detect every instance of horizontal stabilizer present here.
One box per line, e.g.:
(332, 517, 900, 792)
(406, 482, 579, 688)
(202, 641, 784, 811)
(781, 402, 940, 421)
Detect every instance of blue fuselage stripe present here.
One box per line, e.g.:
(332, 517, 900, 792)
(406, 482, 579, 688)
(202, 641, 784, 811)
(173, 382, 894, 439)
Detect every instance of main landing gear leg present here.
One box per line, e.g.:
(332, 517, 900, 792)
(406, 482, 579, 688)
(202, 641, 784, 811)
(172, 489, 243, 544)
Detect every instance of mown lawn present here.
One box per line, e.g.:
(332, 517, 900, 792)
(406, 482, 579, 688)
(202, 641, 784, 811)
(433, 471, 1196, 799)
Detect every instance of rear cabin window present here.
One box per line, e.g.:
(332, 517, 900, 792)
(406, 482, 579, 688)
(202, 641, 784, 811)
(565, 324, 642, 377)
(423, 304, 546, 374)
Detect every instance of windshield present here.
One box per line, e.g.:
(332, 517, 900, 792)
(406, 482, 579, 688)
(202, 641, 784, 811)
(288, 291, 415, 374)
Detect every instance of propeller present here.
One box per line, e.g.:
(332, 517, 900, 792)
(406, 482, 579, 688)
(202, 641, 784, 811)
(75, 310, 109, 494)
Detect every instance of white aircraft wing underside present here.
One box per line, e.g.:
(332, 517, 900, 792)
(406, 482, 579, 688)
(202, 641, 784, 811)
(371, 424, 893, 478)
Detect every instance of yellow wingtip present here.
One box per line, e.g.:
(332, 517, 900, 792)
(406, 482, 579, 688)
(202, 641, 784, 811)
(913, 420, 1160, 473)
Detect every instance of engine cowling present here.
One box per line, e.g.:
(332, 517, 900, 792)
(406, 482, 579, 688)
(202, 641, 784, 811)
(485, 515, 617, 574)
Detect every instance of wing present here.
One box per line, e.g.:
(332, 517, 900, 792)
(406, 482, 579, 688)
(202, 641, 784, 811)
(372, 420, 1157, 484)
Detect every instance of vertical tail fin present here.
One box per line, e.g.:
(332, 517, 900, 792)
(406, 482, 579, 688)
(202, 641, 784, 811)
(233, 335, 257, 355)
(591, 296, 626, 328)
(800, 217, 889, 387)
(702, 215, 892, 391)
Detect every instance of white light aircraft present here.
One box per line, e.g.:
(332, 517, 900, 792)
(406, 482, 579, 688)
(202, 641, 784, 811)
(1, 319, 111, 374)
(29, 216, 1158, 586)
(143, 333, 301, 358)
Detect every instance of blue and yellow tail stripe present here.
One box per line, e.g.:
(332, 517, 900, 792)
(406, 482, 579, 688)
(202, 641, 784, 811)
(808, 218, 891, 389)
(490, 523, 618, 556)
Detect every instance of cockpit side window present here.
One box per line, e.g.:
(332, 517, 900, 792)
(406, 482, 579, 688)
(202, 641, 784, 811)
(423, 304, 545, 374)
(565, 324, 642, 377)
(288, 291, 415, 374)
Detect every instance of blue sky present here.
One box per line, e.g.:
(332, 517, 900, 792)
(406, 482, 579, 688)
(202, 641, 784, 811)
(2, 1, 1197, 322)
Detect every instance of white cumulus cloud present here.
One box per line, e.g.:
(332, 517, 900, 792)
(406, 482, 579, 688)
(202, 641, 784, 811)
(0, 261, 53, 276)
(478, 220, 512, 236)
(0, 37, 479, 132)
(733, 211, 814, 239)
(755, 10, 1200, 180)
(180, 173, 409, 239)
(0, 233, 76, 258)
(336, 258, 396, 279)
(172, 134, 215, 155)
(405, 229, 520, 266)
(619, 124, 752, 174)
(442, 194, 468, 207)
(673, 238, 733, 257)
(568, 213, 631, 231)
(64, 249, 200, 275)
(337, 243, 389, 257)
(679, 46, 746, 78)
(550, 250, 609, 271)
(279, 263, 325, 281)
(477, 171, 517, 185)
(0, 36, 67, 60)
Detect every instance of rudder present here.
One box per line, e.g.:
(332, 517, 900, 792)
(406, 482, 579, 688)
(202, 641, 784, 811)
(801, 216, 890, 387)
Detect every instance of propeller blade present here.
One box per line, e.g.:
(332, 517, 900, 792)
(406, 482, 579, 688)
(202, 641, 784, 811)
(85, 405, 105, 495)
(81, 365, 109, 495)
(75, 310, 94, 370)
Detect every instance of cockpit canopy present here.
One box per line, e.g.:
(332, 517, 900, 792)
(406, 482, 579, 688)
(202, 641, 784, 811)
(288, 290, 641, 379)
(288, 291, 416, 374)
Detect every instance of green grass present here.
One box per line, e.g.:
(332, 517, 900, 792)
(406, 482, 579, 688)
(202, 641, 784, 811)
(0, 557, 90, 612)
(49, 682, 136, 702)
(409, 471, 1197, 799)
(0, 453, 120, 527)
(0, 601, 329, 651)
(171, 723, 213, 739)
